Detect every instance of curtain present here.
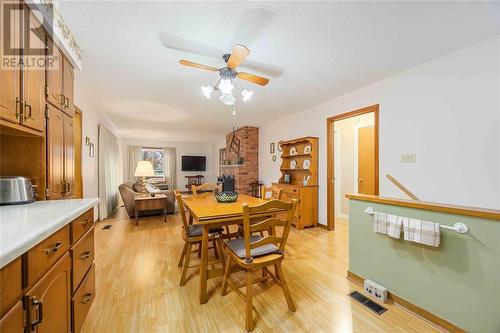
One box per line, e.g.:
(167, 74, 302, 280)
(164, 147, 177, 190)
(98, 125, 120, 220)
(127, 145, 141, 181)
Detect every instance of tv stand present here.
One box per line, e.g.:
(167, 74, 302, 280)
(185, 175, 204, 189)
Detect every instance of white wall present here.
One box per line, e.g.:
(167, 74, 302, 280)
(76, 94, 123, 200)
(122, 138, 217, 190)
(260, 35, 500, 225)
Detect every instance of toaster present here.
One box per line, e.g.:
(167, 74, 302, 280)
(0, 176, 36, 205)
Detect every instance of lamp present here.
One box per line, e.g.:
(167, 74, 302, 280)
(201, 85, 213, 99)
(218, 79, 234, 94)
(134, 160, 155, 194)
(241, 89, 253, 102)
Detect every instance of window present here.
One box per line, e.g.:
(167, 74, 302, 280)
(140, 148, 165, 177)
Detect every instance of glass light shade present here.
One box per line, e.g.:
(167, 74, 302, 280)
(218, 79, 234, 94)
(201, 85, 213, 99)
(134, 160, 155, 177)
(219, 92, 235, 106)
(241, 89, 253, 102)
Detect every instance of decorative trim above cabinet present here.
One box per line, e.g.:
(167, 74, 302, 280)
(26, 0, 82, 70)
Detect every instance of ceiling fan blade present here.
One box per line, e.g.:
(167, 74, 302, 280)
(160, 32, 222, 59)
(239, 61, 283, 77)
(227, 44, 250, 69)
(237, 72, 269, 86)
(231, 8, 276, 47)
(179, 60, 219, 72)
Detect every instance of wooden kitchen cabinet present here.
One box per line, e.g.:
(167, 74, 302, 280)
(46, 104, 65, 199)
(0, 301, 24, 333)
(63, 113, 75, 197)
(46, 105, 74, 199)
(0, 257, 22, 317)
(21, 6, 46, 132)
(45, 37, 63, 110)
(25, 253, 71, 333)
(0, 2, 45, 133)
(62, 58, 75, 117)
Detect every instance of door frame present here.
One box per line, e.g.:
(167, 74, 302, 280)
(326, 104, 379, 230)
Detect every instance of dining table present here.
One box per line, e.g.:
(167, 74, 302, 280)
(181, 193, 288, 304)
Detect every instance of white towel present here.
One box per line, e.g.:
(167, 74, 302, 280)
(387, 214, 402, 239)
(403, 218, 440, 247)
(373, 212, 388, 235)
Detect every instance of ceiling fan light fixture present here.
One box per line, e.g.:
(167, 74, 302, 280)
(201, 85, 214, 99)
(219, 92, 235, 106)
(241, 89, 253, 102)
(218, 79, 234, 94)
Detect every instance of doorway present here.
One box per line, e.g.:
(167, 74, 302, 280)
(326, 105, 379, 230)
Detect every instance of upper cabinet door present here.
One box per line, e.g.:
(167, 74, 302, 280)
(0, 0, 22, 125)
(22, 7, 46, 132)
(62, 58, 75, 117)
(63, 113, 74, 198)
(45, 38, 63, 110)
(47, 105, 65, 199)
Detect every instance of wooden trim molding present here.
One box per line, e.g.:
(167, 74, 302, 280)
(346, 194, 500, 220)
(346, 271, 467, 333)
(326, 104, 379, 231)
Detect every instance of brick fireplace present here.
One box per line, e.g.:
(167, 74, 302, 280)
(219, 126, 258, 195)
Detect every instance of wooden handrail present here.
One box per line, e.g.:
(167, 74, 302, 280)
(386, 175, 419, 200)
(345, 194, 500, 221)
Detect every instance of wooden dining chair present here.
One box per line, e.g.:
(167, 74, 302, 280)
(174, 191, 225, 286)
(260, 184, 283, 200)
(191, 183, 220, 197)
(221, 199, 298, 332)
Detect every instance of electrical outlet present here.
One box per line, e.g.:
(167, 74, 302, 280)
(364, 279, 388, 303)
(401, 153, 416, 163)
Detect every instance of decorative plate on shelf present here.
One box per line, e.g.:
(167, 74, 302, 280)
(304, 145, 312, 154)
(290, 147, 298, 155)
(290, 160, 297, 169)
(303, 159, 311, 169)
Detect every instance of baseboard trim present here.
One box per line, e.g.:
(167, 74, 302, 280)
(318, 224, 328, 230)
(346, 271, 466, 333)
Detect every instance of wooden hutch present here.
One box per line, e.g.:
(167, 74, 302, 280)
(273, 137, 318, 230)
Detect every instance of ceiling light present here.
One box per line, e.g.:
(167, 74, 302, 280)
(218, 79, 234, 94)
(219, 92, 235, 106)
(241, 89, 253, 102)
(201, 85, 213, 99)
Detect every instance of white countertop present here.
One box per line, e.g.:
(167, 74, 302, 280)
(0, 198, 99, 269)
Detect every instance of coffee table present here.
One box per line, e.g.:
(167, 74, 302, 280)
(134, 194, 168, 225)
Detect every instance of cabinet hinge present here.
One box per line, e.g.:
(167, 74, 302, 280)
(45, 85, 49, 96)
(45, 105, 49, 118)
(45, 188, 49, 198)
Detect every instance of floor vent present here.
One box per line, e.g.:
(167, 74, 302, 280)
(102, 224, 112, 230)
(348, 291, 387, 315)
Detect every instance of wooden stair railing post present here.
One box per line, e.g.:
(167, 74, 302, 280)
(385, 174, 419, 200)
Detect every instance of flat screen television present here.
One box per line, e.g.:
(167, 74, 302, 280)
(181, 155, 206, 171)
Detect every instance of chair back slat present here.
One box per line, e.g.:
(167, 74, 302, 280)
(242, 199, 298, 262)
(174, 190, 190, 231)
(192, 183, 219, 197)
(250, 236, 283, 249)
(261, 184, 283, 200)
(249, 218, 288, 233)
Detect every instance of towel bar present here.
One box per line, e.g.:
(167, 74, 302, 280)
(363, 207, 468, 234)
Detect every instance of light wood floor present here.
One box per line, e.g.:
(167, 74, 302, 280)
(81, 208, 442, 333)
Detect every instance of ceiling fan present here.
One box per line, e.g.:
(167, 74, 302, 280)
(178, 44, 269, 106)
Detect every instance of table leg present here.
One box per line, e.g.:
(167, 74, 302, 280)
(135, 210, 139, 226)
(163, 208, 167, 223)
(199, 224, 209, 304)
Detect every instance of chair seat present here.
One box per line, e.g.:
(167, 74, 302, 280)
(187, 224, 223, 237)
(224, 235, 279, 258)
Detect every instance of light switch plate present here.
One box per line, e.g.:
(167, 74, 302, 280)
(401, 153, 416, 163)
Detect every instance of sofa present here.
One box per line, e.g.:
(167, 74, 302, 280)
(118, 181, 176, 218)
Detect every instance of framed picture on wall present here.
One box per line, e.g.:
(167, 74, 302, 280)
(219, 148, 226, 165)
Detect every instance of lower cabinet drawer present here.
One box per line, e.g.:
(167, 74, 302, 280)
(0, 301, 24, 333)
(72, 265, 95, 333)
(27, 225, 70, 288)
(71, 227, 95, 293)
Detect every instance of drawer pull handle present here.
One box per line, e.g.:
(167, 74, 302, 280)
(79, 251, 92, 260)
(80, 218, 92, 227)
(30, 296, 44, 330)
(80, 292, 93, 304)
(45, 242, 63, 254)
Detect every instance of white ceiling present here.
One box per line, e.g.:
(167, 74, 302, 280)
(59, 1, 500, 142)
